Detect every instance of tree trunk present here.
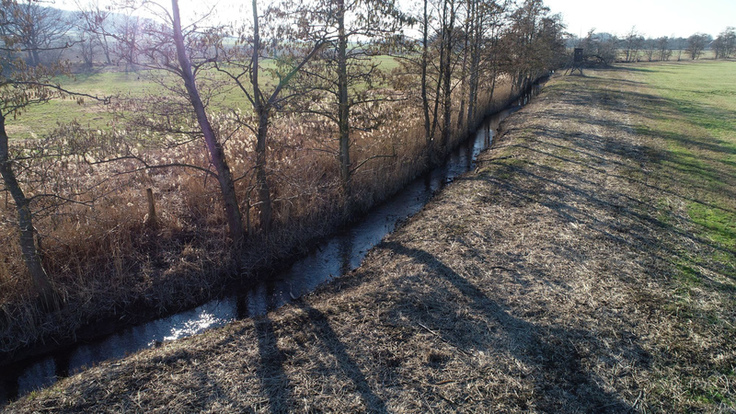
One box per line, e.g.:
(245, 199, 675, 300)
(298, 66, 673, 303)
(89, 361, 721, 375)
(420, 0, 431, 146)
(0, 113, 55, 307)
(251, 0, 273, 232)
(466, 6, 481, 131)
(171, 0, 246, 251)
(456, 0, 471, 131)
(255, 114, 272, 232)
(101, 34, 113, 65)
(29, 48, 40, 67)
(337, 0, 351, 199)
(430, 37, 444, 159)
(440, 0, 455, 157)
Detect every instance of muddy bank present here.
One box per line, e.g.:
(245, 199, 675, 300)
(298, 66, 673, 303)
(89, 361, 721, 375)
(5, 67, 735, 412)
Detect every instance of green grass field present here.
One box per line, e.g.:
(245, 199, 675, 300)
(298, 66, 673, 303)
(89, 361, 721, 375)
(5, 56, 402, 140)
(640, 61, 736, 252)
(633, 60, 736, 407)
(5, 71, 159, 139)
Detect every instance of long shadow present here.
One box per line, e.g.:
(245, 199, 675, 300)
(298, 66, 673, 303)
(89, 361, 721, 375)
(254, 316, 295, 414)
(297, 302, 389, 414)
(381, 241, 639, 412)
(486, 157, 736, 282)
(513, 137, 736, 217)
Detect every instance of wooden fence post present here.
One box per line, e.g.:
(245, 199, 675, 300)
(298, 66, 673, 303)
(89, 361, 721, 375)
(145, 188, 157, 229)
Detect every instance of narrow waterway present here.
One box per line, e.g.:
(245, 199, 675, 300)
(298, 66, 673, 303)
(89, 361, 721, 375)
(0, 85, 539, 404)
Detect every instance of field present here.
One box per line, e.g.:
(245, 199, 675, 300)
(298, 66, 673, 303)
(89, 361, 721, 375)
(4, 56, 403, 140)
(4, 71, 150, 139)
(638, 61, 736, 251)
(5, 61, 735, 412)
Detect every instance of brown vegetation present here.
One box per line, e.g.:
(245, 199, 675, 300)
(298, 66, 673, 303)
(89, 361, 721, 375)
(1, 0, 564, 368)
(0, 80, 516, 359)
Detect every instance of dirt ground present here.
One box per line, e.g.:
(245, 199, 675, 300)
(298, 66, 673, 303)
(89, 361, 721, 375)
(6, 66, 735, 413)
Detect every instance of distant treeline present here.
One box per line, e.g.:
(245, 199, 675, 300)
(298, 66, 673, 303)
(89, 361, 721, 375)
(567, 27, 736, 65)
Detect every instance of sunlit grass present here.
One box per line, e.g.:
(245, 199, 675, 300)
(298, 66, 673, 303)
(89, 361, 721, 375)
(6, 55, 403, 140)
(640, 61, 736, 251)
(631, 60, 736, 408)
(5, 70, 163, 139)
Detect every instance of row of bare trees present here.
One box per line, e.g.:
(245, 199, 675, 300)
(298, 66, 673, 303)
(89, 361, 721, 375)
(1, 0, 565, 311)
(574, 27, 736, 66)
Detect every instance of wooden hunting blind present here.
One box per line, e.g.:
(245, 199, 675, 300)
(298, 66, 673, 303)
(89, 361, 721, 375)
(567, 48, 584, 75)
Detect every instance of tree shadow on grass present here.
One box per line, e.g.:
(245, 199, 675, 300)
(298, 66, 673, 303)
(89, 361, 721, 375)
(254, 316, 294, 414)
(381, 240, 642, 413)
(296, 302, 389, 414)
(252, 304, 388, 413)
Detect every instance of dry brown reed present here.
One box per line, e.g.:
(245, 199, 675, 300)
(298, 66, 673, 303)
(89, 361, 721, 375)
(0, 77, 522, 361)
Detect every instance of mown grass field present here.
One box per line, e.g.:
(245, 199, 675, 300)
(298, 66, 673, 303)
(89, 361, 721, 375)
(639, 61, 736, 251)
(633, 60, 736, 407)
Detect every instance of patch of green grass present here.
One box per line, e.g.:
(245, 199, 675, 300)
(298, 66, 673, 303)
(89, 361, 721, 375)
(373, 55, 401, 71)
(5, 70, 166, 140)
(624, 61, 736, 408)
(638, 61, 736, 253)
(689, 203, 736, 249)
(8, 55, 403, 140)
(688, 384, 734, 406)
(673, 260, 702, 286)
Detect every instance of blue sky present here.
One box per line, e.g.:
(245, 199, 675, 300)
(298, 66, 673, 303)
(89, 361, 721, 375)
(544, 0, 735, 38)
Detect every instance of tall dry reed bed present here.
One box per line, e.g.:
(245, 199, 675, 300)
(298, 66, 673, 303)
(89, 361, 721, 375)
(0, 79, 517, 362)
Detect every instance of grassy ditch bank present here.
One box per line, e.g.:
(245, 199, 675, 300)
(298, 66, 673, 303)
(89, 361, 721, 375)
(6, 62, 736, 412)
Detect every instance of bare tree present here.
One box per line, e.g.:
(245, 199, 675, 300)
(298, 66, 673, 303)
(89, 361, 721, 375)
(656, 36, 671, 61)
(294, 0, 410, 200)
(644, 38, 655, 61)
(464, 0, 508, 132)
(75, 0, 116, 65)
(0, 86, 55, 306)
(578, 30, 618, 66)
(213, 0, 327, 232)
(713, 27, 736, 59)
(687, 33, 708, 60)
(437, 0, 459, 158)
(673, 37, 686, 61)
(1, 0, 71, 66)
(117, 13, 141, 71)
(92, 0, 248, 256)
(505, 0, 564, 91)
(622, 27, 644, 62)
(1, 0, 106, 307)
(398, 0, 508, 149)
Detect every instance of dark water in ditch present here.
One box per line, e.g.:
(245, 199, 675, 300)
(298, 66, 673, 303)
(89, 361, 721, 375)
(0, 86, 539, 405)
